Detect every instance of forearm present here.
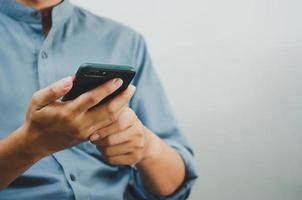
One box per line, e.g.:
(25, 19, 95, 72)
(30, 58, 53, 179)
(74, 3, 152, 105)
(136, 129, 186, 197)
(0, 125, 42, 190)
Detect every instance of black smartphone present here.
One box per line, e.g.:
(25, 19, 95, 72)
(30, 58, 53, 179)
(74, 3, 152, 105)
(62, 63, 136, 106)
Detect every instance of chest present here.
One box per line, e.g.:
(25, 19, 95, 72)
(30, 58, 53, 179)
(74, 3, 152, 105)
(0, 20, 132, 137)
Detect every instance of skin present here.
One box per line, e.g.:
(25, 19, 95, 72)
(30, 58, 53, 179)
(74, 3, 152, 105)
(1, 0, 186, 196)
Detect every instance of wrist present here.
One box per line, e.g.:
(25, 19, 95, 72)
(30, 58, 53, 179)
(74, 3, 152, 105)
(136, 128, 163, 167)
(15, 123, 46, 161)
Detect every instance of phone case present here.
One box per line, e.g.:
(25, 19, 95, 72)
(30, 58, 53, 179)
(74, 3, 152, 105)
(62, 63, 136, 106)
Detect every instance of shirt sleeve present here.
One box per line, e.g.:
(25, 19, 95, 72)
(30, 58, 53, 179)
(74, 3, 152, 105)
(128, 35, 198, 200)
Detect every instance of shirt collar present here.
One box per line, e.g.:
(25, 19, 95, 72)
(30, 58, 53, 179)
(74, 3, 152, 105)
(0, 0, 73, 26)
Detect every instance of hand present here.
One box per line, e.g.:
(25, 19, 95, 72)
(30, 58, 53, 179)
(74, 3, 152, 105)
(90, 107, 160, 166)
(19, 76, 136, 158)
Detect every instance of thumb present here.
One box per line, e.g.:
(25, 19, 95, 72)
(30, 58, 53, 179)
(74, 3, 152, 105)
(32, 76, 73, 109)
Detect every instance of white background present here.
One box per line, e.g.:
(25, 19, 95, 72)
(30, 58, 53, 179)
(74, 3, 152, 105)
(71, 1, 302, 199)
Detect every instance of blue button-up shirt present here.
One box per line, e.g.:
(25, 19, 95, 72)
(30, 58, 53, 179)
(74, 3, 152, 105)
(0, 0, 197, 199)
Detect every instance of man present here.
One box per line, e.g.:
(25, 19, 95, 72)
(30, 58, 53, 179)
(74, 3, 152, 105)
(0, 0, 197, 199)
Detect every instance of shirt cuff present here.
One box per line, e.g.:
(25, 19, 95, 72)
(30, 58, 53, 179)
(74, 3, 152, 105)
(130, 140, 198, 200)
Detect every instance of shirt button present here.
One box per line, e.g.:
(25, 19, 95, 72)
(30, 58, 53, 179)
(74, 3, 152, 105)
(31, 11, 39, 19)
(41, 51, 48, 59)
(70, 174, 76, 182)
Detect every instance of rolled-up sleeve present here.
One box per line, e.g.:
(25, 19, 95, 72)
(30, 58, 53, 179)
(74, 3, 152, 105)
(129, 35, 198, 200)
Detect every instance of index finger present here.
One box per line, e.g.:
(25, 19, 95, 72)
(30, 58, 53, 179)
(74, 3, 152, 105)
(69, 78, 123, 113)
(101, 85, 136, 116)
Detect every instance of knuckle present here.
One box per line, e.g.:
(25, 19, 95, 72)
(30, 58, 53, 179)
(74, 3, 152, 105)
(64, 104, 74, 115)
(84, 93, 98, 105)
(108, 112, 118, 123)
(58, 111, 70, 121)
(105, 102, 115, 114)
(63, 108, 73, 119)
(105, 136, 114, 146)
(31, 92, 40, 105)
(129, 145, 137, 152)
(48, 86, 57, 96)
(137, 133, 144, 142)
(115, 121, 124, 132)
(134, 141, 144, 150)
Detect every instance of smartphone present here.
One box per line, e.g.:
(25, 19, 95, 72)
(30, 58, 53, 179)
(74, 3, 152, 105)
(62, 63, 136, 106)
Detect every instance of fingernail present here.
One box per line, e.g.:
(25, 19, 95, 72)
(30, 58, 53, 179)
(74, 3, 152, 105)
(90, 134, 100, 142)
(61, 76, 73, 89)
(113, 78, 123, 88)
(129, 85, 136, 96)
